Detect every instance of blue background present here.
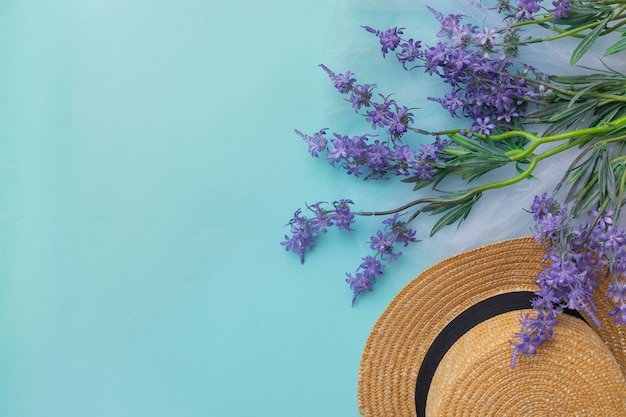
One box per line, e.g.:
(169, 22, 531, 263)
(0, 1, 556, 416)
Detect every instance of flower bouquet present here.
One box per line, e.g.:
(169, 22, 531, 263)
(282, 0, 626, 364)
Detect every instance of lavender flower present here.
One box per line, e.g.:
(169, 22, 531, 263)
(282, 200, 356, 263)
(476, 26, 499, 47)
(549, 0, 570, 20)
(346, 213, 418, 304)
(387, 105, 414, 139)
(362, 26, 404, 57)
(471, 117, 496, 135)
(397, 38, 422, 67)
(364, 7, 546, 132)
(608, 305, 626, 325)
(281, 208, 320, 264)
(319, 64, 355, 94)
(607, 280, 626, 304)
(295, 128, 328, 158)
(511, 309, 557, 367)
(346, 256, 384, 305)
(366, 99, 395, 129)
(515, 0, 542, 21)
(349, 83, 375, 112)
(331, 199, 355, 231)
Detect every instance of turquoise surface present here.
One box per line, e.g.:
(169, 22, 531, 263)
(0, 1, 545, 416)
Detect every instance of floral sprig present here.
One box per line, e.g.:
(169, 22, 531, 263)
(282, 0, 626, 364)
(346, 213, 418, 305)
(511, 193, 626, 366)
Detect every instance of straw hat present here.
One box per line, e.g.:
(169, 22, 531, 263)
(358, 237, 626, 417)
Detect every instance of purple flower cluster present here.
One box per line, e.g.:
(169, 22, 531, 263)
(511, 309, 558, 366)
(362, 25, 422, 65)
(296, 65, 453, 180)
(319, 64, 415, 140)
(512, 193, 626, 366)
(510, 0, 571, 22)
(587, 208, 626, 324)
(363, 8, 550, 135)
(281, 199, 355, 263)
(282, 201, 419, 305)
(346, 213, 417, 305)
(296, 127, 450, 180)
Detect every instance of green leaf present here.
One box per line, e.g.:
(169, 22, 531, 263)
(590, 103, 624, 127)
(573, 181, 601, 217)
(598, 148, 617, 201)
(605, 37, 626, 56)
(429, 194, 481, 236)
(566, 149, 599, 205)
(541, 101, 598, 136)
(402, 169, 448, 191)
(570, 17, 610, 65)
(546, 102, 589, 122)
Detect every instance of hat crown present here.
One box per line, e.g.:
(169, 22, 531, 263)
(428, 311, 626, 416)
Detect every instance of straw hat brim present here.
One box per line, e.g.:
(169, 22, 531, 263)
(357, 237, 626, 417)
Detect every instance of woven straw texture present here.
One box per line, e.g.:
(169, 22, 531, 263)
(428, 311, 626, 416)
(357, 237, 626, 417)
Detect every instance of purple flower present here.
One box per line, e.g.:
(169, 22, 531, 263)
(349, 83, 375, 112)
(450, 23, 478, 48)
(471, 117, 496, 135)
(370, 230, 396, 258)
(412, 160, 436, 180)
(346, 271, 375, 306)
(307, 201, 332, 233)
(366, 100, 394, 129)
(424, 42, 449, 75)
(326, 134, 350, 167)
(511, 309, 557, 367)
(397, 39, 422, 67)
(369, 213, 417, 261)
(282, 200, 358, 263)
(515, 0, 542, 21)
(358, 255, 384, 279)
(530, 193, 561, 221)
(441, 89, 465, 116)
(549, 0, 570, 20)
(346, 255, 386, 305)
(281, 209, 319, 263)
(363, 26, 404, 57)
(601, 226, 626, 252)
(534, 212, 564, 241)
(608, 304, 626, 324)
(476, 26, 499, 47)
(295, 128, 328, 158)
(365, 140, 390, 170)
(607, 280, 626, 304)
(419, 137, 450, 160)
(427, 7, 465, 38)
(319, 64, 355, 94)
(590, 209, 614, 231)
(331, 199, 355, 231)
(346, 213, 418, 304)
(389, 145, 416, 176)
(384, 213, 417, 246)
(387, 106, 414, 139)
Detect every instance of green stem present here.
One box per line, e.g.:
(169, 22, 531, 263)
(409, 127, 461, 136)
(525, 77, 626, 104)
(476, 115, 626, 161)
(526, 20, 604, 44)
(356, 116, 626, 219)
(499, 15, 554, 31)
